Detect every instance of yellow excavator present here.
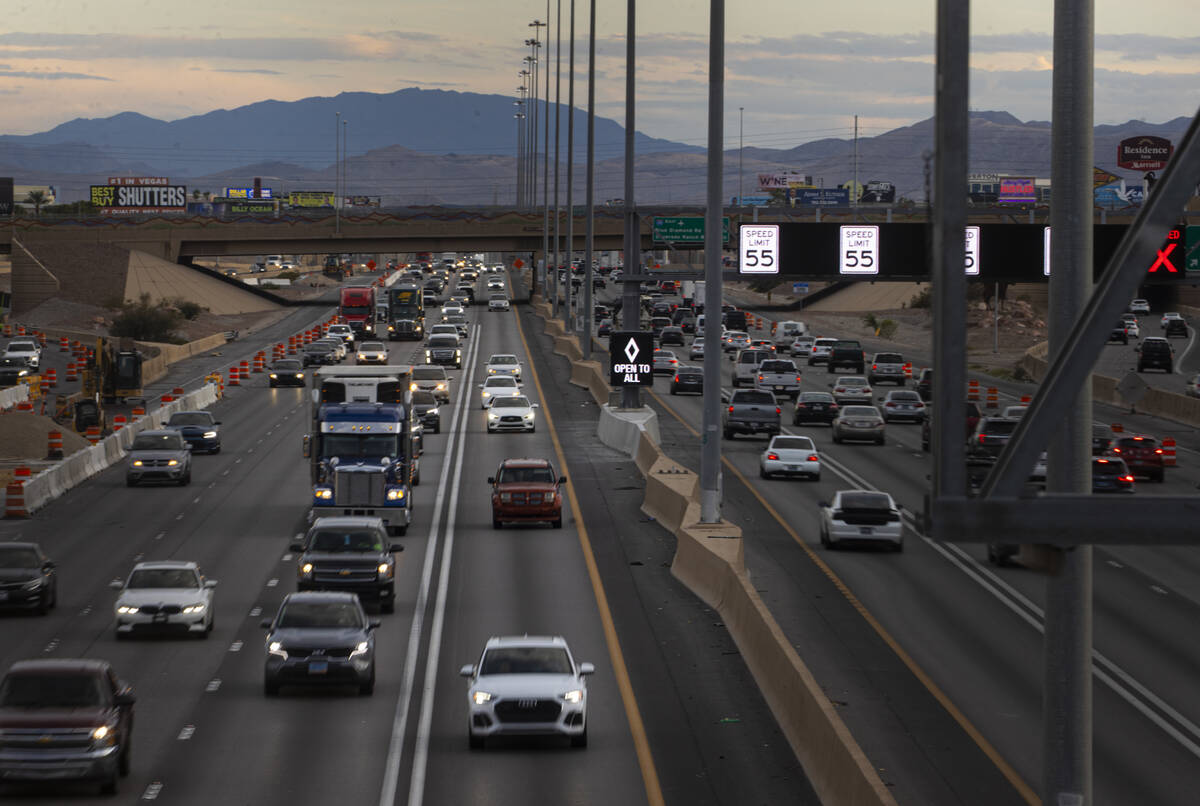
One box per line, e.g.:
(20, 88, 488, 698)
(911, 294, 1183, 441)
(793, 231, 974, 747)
(65, 337, 144, 433)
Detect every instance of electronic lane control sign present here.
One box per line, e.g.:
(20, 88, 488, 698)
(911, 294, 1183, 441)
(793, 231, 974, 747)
(839, 225, 879, 274)
(609, 331, 655, 386)
(739, 225, 780, 274)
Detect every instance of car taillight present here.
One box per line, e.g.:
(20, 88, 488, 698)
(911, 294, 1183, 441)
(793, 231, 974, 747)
(796, 403, 807, 409)
(775, 407, 781, 414)
(836, 387, 845, 393)
(767, 453, 779, 460)
(728, 405, 734, 413)
(807, 454, 819, 461)
(979, 434, 986, 443)
(1121, 475, 1134, 482)
(673, 374, 680, 382)
(1154, 448, 1163, 454)
(885, 401, 896, 407)
(830, 403, 838, 409)
(871, 364, 878, 370)
(1112, 447, 1121, 453)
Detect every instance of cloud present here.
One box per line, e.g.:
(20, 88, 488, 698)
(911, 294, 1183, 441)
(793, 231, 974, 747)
(212, 68, 284, 75)
(0, 68, 111, 80)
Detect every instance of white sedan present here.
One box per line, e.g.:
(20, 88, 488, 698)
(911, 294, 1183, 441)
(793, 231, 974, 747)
(486, 395, 538, 432)
(488, 294, 511, 312)
(1129, 299, 1151, 314)
(479, 375, 521, 408)
(689, 338, 705, 360)
(759, 435, 820, 480)
(355, 341, 388, 364)
(818, 490, 903, 551)
(460, 635, 594, 749)
(111, 561, 217, 638)
(485, 354, 522, 382)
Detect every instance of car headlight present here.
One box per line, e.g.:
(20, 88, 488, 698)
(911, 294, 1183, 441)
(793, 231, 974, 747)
(116, 605, 139, 614)
(386, 487, 406, 501)
(167, 459, 179, 467)
(182, 603, 206, 614)
(488, 368, 496, 374)
(435, 383, 446, 390)
(131, 460, 144, 467)
(455, 350, 462, 357)
(410, 382, 419, 390)
(358, 353, 366, 360)
(487, 411, 499, 421)
(523, 413, 535, 420)
(268, 641, 288, 659)
(313, 487, 333, 500)
(91, 723, 118, 746)
(561, 689, 584, 704)
(350, 640, 371, 658)
(482, 391, 490, 399)
(472, 691, 494, 705)
(269, 373, 278, 379)
(300, 562, 314, 577)
(203, 431, 217, 439)
(294, 373, 304, 379)
(377, 562, 393, 578)
(425, 351, 432, 358)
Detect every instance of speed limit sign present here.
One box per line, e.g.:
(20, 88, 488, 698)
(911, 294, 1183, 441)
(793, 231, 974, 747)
(839, 225, 879, 274)
(739, 225, 780, 274)
(964, 226, 980, 275)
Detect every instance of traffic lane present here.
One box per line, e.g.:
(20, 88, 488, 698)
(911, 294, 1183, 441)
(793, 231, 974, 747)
(0, 385, 320, 802)
(422, 324, 650, 806)
(515, 305, 820, 805)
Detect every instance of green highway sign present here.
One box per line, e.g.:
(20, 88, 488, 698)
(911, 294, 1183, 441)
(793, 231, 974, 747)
(652, 216, 730, 244)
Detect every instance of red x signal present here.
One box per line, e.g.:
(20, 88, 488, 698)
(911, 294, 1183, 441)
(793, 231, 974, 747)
(1149, 243, 1178, 273)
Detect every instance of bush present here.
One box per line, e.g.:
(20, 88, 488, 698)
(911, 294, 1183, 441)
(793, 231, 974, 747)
(861, 313, 879, 330)
(877, 319, 898, 340)
(277, 270, 301, 281)
(909, 287, 931, 308)
(172, 300, 206, 320)
(110, 293, 183, 342)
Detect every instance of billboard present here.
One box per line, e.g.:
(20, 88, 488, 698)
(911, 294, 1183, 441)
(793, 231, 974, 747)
(345, 195, 381, 207)
(288, 191, 335, 208)
(998, 176, 1036, 204)
(0, 178, 11, 216)
(1093, 166, 1120, 188)
(90, 184, 187, 214)
(13, 185, 58, 205)
(859, 180, 896, 203)
(108, 176, 168, 186)
(226, 200, 276, 214)
(1118, 136, 1172, 171)
(758, 172, 814, 191)
(224, 187, 274, 199)
(793, 188, 850, 207)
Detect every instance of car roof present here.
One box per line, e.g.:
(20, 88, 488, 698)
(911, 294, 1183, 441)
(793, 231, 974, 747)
(136, 429, 181, 438)
(484, 635, 568, 649)
(131, 560, 199, 570)
(498, 458, 553, 468)
(310, 516, 387, 531)
(282, 591, 362, 604)
(8, 659, 112, 676)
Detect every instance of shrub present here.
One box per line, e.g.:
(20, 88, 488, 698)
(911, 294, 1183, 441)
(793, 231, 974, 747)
(173, 300, 206, 320)
(861, 313, 879, 330)
(277, 270, 301, 281)
(110, 293, 183, 342)
(909, 287, 931, 308)
(877, 319, 898, 340)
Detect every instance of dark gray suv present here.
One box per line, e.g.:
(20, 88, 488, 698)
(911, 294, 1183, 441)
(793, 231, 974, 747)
(290, 517, 403, 612)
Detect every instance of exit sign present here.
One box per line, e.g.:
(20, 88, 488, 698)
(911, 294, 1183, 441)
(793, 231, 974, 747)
(652, 216, 730, 244)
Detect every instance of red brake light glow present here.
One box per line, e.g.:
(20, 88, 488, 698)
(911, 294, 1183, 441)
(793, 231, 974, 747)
(767, 453, 779, 460)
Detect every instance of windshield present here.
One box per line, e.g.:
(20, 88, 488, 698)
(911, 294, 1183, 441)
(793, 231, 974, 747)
(128, 568, 199, 589)
(735, 391, 774, 405)
(359, 342, 384, 352)
(0, 548, 41, 568)
(276, 601, 363, 630)
(412, 368, 444, 381)
(131, 434, 183, 451)
(310, 530, 384, 552)
(321, 434, 401, 460)
(0, 674, 107, 709)
(429, 337, 457, 348)
(486, 377, 517, 388)
(497, 466, 554, 484)
(490, 355, 517, 365)
(274, 361, 301, 371)
(840, 492, 891, 511)
(842, 406, 879, 417)
(480, 647, 572, 675)
(411, 391, 437, 405)
(799, 393, 833, 403)
(491, 397, 529, 409)
(168, 413, 212, 427)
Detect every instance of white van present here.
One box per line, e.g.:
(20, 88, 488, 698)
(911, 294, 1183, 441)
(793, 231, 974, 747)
(774, 320, 807, 347)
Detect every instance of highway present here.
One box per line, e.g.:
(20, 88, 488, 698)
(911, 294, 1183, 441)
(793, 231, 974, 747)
(0, 272, 809, 805)
(591, 285, 1200, 805)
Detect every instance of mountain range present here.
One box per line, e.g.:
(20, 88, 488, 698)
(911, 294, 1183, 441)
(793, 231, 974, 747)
(0, 88, 1190, 206)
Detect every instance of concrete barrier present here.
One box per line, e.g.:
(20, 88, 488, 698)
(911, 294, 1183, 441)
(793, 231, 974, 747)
(640, 455, 698, 534)
(568, 360, 612, 406)
(0, 384, 30, 411)
(596, 405, 661, 459)
(553, 335, 584, 363)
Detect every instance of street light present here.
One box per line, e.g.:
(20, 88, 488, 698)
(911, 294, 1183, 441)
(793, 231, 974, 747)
(524, 52, 538, 208)
(529, 19, 547, 288)
(514, 98, 526, 207)
(739, 106, 744, 206)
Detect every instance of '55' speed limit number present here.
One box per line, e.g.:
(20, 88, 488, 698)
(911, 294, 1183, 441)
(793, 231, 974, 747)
(739, 225, 780, 274)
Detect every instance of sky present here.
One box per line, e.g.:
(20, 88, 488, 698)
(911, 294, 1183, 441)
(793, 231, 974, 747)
(1, 0, 1198, 153)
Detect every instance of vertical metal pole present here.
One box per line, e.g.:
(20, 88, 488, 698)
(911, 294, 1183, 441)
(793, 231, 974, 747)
(552, 0, 563, 316)
(343, 120, 349, 204)
(853, 114, 859, 209)
(1044, 0, 1094, 802)
(542, 4, 551, 297)
(621, 0, 640, 409)
(564, 0, 576, 328)
(700, 0, 724, 523)
(931, 0, 968, 503)
(582, 0, 596, 361)
(993, 282, 1000, 353)
(335, 111, 341, 234)
(738, 106, 743, 206)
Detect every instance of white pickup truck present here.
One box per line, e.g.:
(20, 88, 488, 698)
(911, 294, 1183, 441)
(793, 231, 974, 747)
(732, 349, 772, 388)
(754, 358, 803, 399)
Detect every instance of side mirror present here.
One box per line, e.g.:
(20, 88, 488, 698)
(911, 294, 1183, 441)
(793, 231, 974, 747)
(43, 560, 56, 570)
(531, 403, 540, 408)
(114, 689, 136, 708)
(260, 618, 273, 629)
(288, 542, 304, 552)
(302, 435, 312, 459)
(579, 662, 596, 676)
(459, 664, 476, 678)
(204, 579, 218, 588)
(368, 619, 382, 631)
(109, 579, 123, 590)
(558, 475, 568, 484)
(388, 544, 405, 553)
(487, 476, 496, 484)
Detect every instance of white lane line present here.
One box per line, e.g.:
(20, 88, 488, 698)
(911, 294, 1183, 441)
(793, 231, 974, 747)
(229, 641, 243, 653)
(266, 578, 278, 587)
(205, 679, 221, 693)
(378, 324, 480, 806)
(142, 782, 164, 800)
(281, 554, 293, 562)
(177, 725, 195, 740)
(407, 325, 478, 806)
(1106, 560, 1125, 569)
(42, 639, 59, 654)
(810, 442, 1200, 759)
(249, 607, 262, 618)
(1151, 585, 1169, 597)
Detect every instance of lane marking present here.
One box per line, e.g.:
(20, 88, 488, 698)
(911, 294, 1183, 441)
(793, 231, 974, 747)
(266, 578, 279, 587)
(649, 388, 1038, 805)
(177, 725, 195, 741)
(249, 607, 262, 618)
(142, 782, 163, 800)
(205, 679, 221, 693)
(379, 324, 481, 806)
(229, 641, 243, 653)
(514, 308, 666, 806)
(1151, 585, 1169, 597)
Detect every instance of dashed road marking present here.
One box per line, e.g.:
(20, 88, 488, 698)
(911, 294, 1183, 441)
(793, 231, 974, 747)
(1106, 559, 1124, 568)
(1151, 585, 1169, 596)
(229, 641, 243, 652)
(249, 606, 262, 617)
(267, 578, 279, 587)
(205, 679, 221, 692)
(281, 554, 293, 562)
(142, 782, 164, 800)
(78, 606, 91, 617)
(175, 513, 184, 520)
(155, 532, 165, 541)
(42, 639, 59, 654)
(177, 725, 195, 740)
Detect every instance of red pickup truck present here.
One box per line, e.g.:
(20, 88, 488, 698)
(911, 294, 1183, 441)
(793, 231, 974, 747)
(489, 458, 566, 529)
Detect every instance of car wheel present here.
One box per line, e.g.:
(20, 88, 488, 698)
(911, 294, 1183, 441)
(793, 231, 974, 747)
(126, 478, 136, 487)
(264, 676, 280, 697)
(492, 517, 502, 529)
(759, 467, 768, 479)
(552, 516, 563, 529)
(832, 433, 842, 444)
(382, 596, 395, 614)
(1154, 471, 1165, 483)
(670, 388, 676, 395)
(469, 733, 485, 750)
(877, 437, 885, 445)
(36, 591, 50, 616)
(811, 473, 821, 482)
(99, 770, 119, 796)
(571, 725, 588, 748)
(433, 423, 440, 434)
(118, 742, 131, 776)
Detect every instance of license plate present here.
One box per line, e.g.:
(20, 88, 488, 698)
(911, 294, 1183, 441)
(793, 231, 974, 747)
(775, 385, 785, 390)
(859, 527, 873, 535)
(153, 613, 168, 623)
(308, 661, 328, 675)
(787, 465, 798, 471)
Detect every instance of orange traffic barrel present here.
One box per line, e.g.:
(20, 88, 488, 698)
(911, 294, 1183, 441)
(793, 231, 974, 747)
(47, 431, 64, 460)
(16, 400, 34, 412)
(132, 406, 146, 418)
(85, 426, 101, 445)
(967, 379, 980, 402)
(66, 362, 78, 382)
(112, 415, 127, 432)
(44, 368, 56, 388)
(1162, 438, 1177, 467)
(1110, 423, 1123, 433)
(288, 336, 298, 355)
(5, 482, 28, 519)
(14, 466, 32, 482)
(59, 336, 70, 352)
(903, 363, 913, 379)
(1, 324, 10, 337)
(172, 386, 185, 396)
(229, 366, 240, 386)
(239, 360, 250, 378)
(16, 325, 26, 336)
(161, 394, 174, 404)
(985, 387, 999, 408)
(253, 353, 265, 373)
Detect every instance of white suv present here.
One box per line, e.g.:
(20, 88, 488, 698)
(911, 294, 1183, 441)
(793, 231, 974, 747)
(2, 340, 41, 369)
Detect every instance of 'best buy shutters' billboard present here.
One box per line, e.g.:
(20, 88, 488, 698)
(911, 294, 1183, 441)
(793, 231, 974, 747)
(90, 184, 187, 214)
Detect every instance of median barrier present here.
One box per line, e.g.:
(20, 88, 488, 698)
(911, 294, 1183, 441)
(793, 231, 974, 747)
(568, 360, 611, 406)
(596, 405, 660, 459)
(0, 384, 30, 411)
(634, 427, 662, 477)
(640, 455, 697, 533)
(553, 335, 583, 363)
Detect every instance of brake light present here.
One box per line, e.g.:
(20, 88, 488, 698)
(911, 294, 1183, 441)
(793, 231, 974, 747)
(728, 405, 734, 413)
(758, 375, 764, 381)
(795, 376, 802, 383)
(1112, 447, 1121, 453)
(1154, 448, 1163, 454)
(807, 454, 819, 461)
(673, 374, 680, 382)
(871, 364, 878, 370)
(775, 407, 781, 414)
(1121, 475, 1134, 483)
(767, 453, 779, 460)
(1096, 458, 1109, 464)
(979, 434, 986, 443)
(796, 403, 807, 409)
(885, 402, 896, 407)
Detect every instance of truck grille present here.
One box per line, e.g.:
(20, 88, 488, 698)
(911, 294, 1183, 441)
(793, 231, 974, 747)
(494, 699, 561, 723)
(0, 727, 95, 750)
(334, 470, 385, 506)
(313, 560, 379, 583)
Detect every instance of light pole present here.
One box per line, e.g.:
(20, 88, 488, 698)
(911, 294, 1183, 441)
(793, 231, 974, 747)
(342, 119, 349, 208)
(529, 19, 547, 291)
(701, 0, 725, 523)
(621, 0, 639, 409)
(335, 111, 341, 233)
(514, 104, 526, 207)
(552, 0, 563, 315)
(739, 106, 744, 206)
(524, 51, 539, 209)
(582, 0, 596, 360)
(563, 0, 575, 328)
(540, 8, 552, 296)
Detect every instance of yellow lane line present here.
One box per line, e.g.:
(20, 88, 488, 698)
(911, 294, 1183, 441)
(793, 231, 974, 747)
(648, 387, 1040, 806)
(513, 308, 665, 806)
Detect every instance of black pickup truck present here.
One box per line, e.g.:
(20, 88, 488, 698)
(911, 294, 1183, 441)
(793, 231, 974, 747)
(0, 659, 136, 795)
(828, 339, 865, 374)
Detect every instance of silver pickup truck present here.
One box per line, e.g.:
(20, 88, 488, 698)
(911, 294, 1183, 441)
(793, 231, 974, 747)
(754, 358, 802, 399)
(722, 389, 782, 440)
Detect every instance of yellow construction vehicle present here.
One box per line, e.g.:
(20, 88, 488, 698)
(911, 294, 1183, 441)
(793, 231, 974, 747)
(72, 338, 144, 433)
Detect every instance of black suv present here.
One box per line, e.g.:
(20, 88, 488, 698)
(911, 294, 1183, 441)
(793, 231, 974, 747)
(828, 340, 866, 374)
(291, 517, 404, 612)
(1164, 319, 1188, 338)
(0, 542, 57, 614)
(1107, 323, 1129, 344)
(967, 416, 1019, 461)
(1136, 337, 1174, 373)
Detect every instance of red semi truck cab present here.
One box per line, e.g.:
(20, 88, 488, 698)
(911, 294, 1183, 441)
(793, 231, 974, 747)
(340, 286, 377, 338)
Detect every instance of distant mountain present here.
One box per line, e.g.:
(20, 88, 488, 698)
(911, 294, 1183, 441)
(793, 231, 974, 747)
(0, 87, 701, 178)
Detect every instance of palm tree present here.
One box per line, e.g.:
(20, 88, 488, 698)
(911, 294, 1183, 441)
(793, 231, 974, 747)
(23, 190, 47, 217)
(192, 189, 201, 201)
